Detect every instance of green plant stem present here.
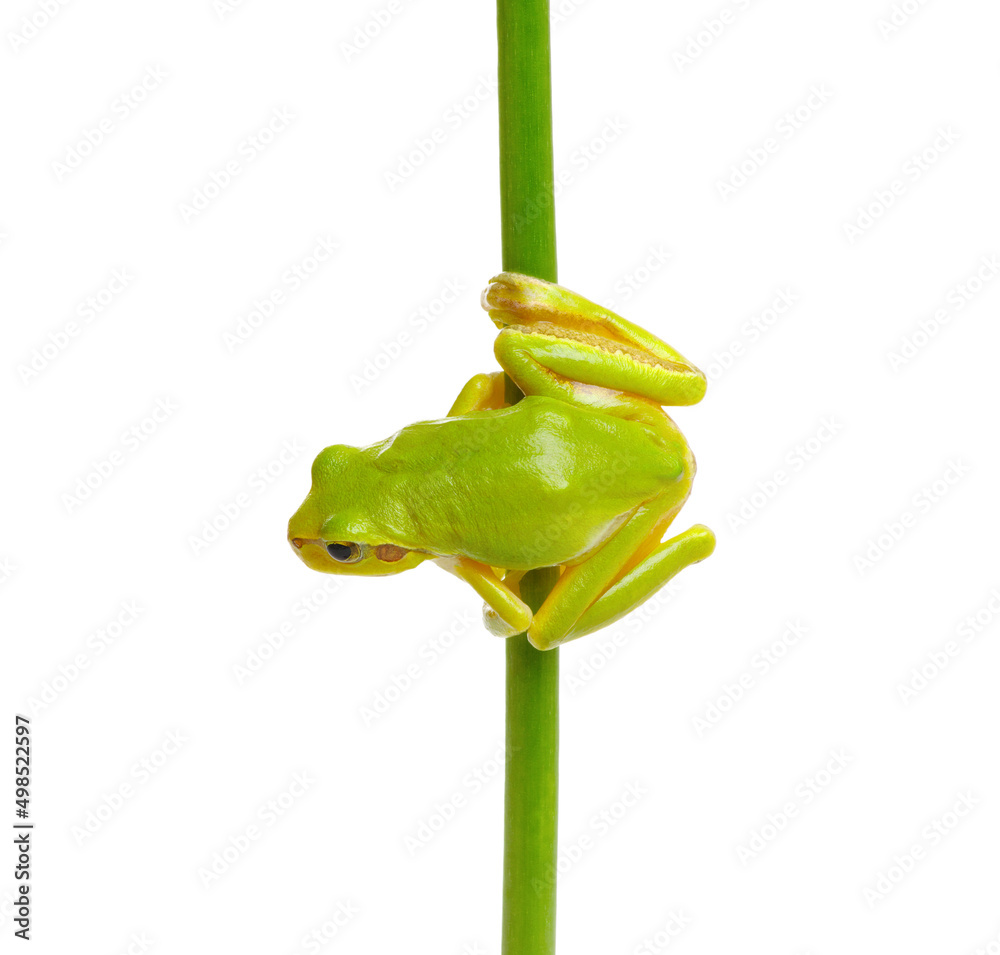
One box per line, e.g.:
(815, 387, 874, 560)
(503, 568, 559, 955)
(497, 1, 559, 952)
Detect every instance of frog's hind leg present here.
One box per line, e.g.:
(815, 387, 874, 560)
(563, 523, 715, 645)
(447, 371, 507, 416)
(484, 273, 706, 410)
(528, 505, 714, 651)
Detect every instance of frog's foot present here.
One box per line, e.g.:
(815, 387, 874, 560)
(447, 371, 507, 416)
(483, 272, 706, 410)
(528, 504, 715, 650)
(481, 569, 528, 636)
(437, 557, 533, 636)
(483, 604, 524, 637)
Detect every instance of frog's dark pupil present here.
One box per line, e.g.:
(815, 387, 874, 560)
(327, 543, 355, 561)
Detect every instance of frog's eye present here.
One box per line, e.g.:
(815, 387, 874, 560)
(326, 542, 362, 563)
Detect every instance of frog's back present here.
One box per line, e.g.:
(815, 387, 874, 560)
(363, 397, 689, 569)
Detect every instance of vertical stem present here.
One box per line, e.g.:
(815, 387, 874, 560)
(503, 569, 559, 955)
(497, 1, 559, 953)
(497, 0, 557, 285)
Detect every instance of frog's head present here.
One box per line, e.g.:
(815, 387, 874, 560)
(288, 444, 430, 577)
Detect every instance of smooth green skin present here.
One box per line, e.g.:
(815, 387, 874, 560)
(288, 272, 715, 651)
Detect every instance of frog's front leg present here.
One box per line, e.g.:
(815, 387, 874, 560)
(436, 556, 532, 637)
(447, 371, 507, 416)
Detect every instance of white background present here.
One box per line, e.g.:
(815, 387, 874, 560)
(2, 0, 1000, 952)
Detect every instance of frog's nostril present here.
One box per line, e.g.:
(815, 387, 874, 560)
(291, 538, 304, 549)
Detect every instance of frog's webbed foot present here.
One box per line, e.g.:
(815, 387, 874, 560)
(482, 272, 706, 413)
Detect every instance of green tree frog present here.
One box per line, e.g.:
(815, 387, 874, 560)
(288, 272, 714, 650)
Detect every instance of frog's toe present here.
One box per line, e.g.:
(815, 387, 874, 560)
(481, 275, 519, 326)
(483, 602, 526, 638)
(481, 272, 557, 327)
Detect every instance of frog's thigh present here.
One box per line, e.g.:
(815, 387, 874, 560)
(437, 557, 532, 636)
(495, 325, 704, 411)
(447, 372, 507, 416)
(559, 524, 715, 646)
(527, 497, 669, 650)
